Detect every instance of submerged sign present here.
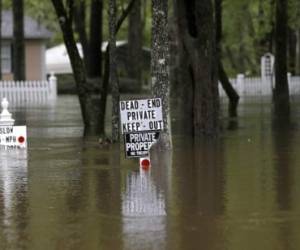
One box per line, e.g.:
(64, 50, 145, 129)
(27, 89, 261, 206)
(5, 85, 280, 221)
(0, 126, 27, 149)
(120, 98, 163, 134)
(124, 131, 159, 158)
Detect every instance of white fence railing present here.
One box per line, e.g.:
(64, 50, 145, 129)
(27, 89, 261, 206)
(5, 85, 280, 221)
(219, 74, 300, 97)
(0, 74, 57, 106)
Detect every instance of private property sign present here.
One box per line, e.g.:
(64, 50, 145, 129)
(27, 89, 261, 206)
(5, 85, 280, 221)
(120, 98, 164, 159)
(0, 126, 27, 149)
(124, 131, 159, 158)
(120, 98, 163, 134)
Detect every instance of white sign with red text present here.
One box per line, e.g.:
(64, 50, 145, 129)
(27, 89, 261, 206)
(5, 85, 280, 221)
(0, 126, 27, 149)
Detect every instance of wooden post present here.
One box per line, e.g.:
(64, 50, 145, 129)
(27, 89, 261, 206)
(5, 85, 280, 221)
(237, 74, 245, 96)
(49, 72, 57, 100)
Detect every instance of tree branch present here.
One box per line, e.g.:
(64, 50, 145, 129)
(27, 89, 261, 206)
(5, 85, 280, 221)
(116, 0, 137, 33)
(103, 0, 137, 85)
(74, 0, 89, 67)
(100, 0, 137, 138)
(66, 0, 74, 22)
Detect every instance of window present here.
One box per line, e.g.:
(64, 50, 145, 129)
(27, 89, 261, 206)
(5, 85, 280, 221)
(1, 43, 12, 73)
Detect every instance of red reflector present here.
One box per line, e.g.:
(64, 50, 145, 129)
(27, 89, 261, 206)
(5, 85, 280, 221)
(18, 136, 25, 143)
(141, 159, 150, 170)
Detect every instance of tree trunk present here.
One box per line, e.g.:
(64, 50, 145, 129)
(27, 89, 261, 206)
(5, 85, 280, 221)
(109, 0, 120, 142)
(218, 62, 239, 117)
(51, 0, 86, 114)
(0, 0, 2, 79)
(257, 0, 266, 56)
(215, 0, 239, 117)
(224, 46, 239, 72)
(151, 0, 172, 149)
(13, 0, 25, 80)
(51, 0, 106, 136)
(128, 0, 142, 90)
(88, 0, 103, 78)
(170, 5, 193, 134)
(297, 29, 300, 75)
(274, 0, 290, 115)
(175, 0, 219, 137)
(269, 0, 276, 53)
(74, 0, 89, 69)
(74, 0, 103, 78)
(101, 0, 136, 140)
(288, 27, 296, 75)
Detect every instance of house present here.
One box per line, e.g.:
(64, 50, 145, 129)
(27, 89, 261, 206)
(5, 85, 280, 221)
(1, 10, 52, 80)
(46, 41, 150, 75)
(46, 43, 84, 74)
(46, 41, 151, 93)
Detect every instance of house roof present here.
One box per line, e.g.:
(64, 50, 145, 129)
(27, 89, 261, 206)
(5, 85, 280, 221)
(1, 10, 52, 39)
(46, 41, 150, 74)
(46, 41, 127, 74)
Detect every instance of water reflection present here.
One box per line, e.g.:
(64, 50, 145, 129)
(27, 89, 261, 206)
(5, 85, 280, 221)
(0, 150, 28, 250)
(272, 114, 293, 211)
(122, 170, 166, 249)
(26, 139, 123, 250)
(272, 114, 293, 250)
(122, 170, 166, 217)
(169, 137, 225, 250)
(122, 150, 171, 250)
(227, 118, 239, 130)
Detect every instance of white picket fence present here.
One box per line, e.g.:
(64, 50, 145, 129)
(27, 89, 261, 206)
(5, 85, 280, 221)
(219, 74, 300, 98)
(0, 74, 57, 106)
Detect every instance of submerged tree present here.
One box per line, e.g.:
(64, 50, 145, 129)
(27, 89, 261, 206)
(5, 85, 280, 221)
(88, 0, 103, 79)
(51, 0, 137, 138)
(13, 0, 25, 80)
(274, 0, 290, 115)
(74, 0, 103, 79)
(0, 0, 2, 79)
(128, 0, 143, 90)
(109, 0, 120, 142)
(51, 0, 105, 135)
(174, 0, 219, 137)
(72, 0, 106, 135)
(151, 0, 172, 149)
(215, 0, 239, 117)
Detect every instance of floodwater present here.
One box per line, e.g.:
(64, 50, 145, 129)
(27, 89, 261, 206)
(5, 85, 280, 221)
(1, 95, 300, 250)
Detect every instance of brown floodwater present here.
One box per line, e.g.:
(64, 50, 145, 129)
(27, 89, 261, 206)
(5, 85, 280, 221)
(1, 95, 300, 250)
